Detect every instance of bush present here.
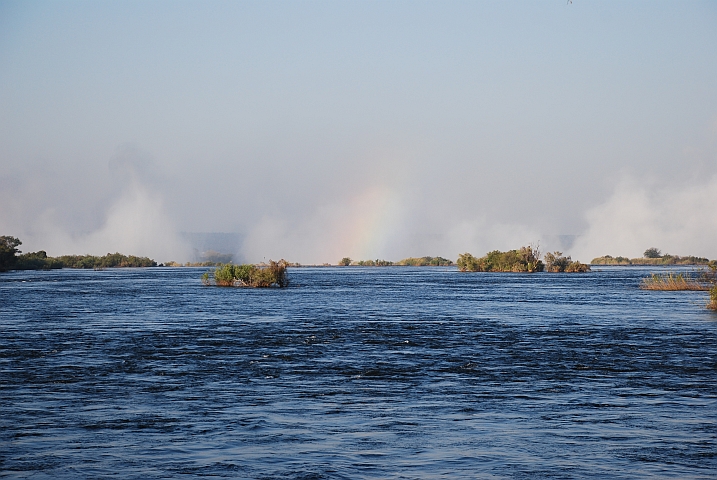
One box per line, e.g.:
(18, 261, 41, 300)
(544, 251, 590, 273)
(457, 253, 482, 271)
(15, 251, 63, 270)
(339, 257, 352, 266)
(644, 247, 662, 258)
(564, 261, 590, 273)
(709, 286, 717, 311)
(0, 236, 22, 271)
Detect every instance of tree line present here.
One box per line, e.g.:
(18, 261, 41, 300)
(0, 236, 156, 271)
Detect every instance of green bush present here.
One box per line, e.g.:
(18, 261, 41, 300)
(457, 253, 482, 272)
(564, 261, 590, 273)
(15, 251, 63, 270)
(544, 251, 590, 273)
(0, 236, 22, 271)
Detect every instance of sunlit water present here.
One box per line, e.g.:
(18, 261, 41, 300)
(1, 266, 716, 478)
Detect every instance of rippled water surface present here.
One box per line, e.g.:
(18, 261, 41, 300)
(1, 266, 716, 478)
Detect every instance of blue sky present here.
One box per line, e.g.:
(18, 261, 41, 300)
(1, 1, 716, 263)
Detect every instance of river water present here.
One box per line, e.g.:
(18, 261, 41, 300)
(1, 266, 716, 478)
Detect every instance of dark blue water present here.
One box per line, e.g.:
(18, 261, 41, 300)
(1, 266, 716, 478)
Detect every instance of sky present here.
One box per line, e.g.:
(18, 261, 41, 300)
(1, 1, 716, 264)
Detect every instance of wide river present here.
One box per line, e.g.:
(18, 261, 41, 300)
(1, 266, 716, 478)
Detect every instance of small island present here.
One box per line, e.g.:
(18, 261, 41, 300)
(456, 246, 589, 273)
(338, 256, 453, 266)
(201, 260, 289, 288)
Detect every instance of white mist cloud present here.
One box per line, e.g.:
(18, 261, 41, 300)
(239, 180, 551, 264)
(241, 186, 405, 264)
(571, 176, 717, 261)
(71, 182, 191, 262)
(443, 220, 543, 259)
(1, 179, 191, 263)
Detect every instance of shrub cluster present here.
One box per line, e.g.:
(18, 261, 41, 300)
(397, 256, 453, 266)
(457, 246, 544, 273)
(338, 256, 453, 266)
(354, 259, 394, 266)
(544, 251, 590, 273)
(15, 251, 63, 270)
(55, 253, 156, 269)
(202, 260, 289, 288)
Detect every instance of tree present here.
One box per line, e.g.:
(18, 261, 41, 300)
(339, 257, 352, 266)
(0, 236, 22, 271)
(644, 247, 662, 258)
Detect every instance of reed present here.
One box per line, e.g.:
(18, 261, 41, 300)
(709, 286, 717, 310)
(639, 273, 709, 291)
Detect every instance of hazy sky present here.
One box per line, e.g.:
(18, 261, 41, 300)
(1, 1, 716, 263)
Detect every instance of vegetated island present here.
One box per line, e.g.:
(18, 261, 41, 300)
(338, 256, 453, 266)
(592, 248, 713, 266)
(201, 260, 289, 288)
(0, 236, 156, 271)
(457, 246, 589, 273)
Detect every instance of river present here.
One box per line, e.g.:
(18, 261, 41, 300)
(1, 266, 716, 478)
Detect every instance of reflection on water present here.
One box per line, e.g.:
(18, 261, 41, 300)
(1, 266, 716, 478)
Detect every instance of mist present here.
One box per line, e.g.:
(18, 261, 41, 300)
(571, 175, 717, 261)
(1, 2, 716, 264)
